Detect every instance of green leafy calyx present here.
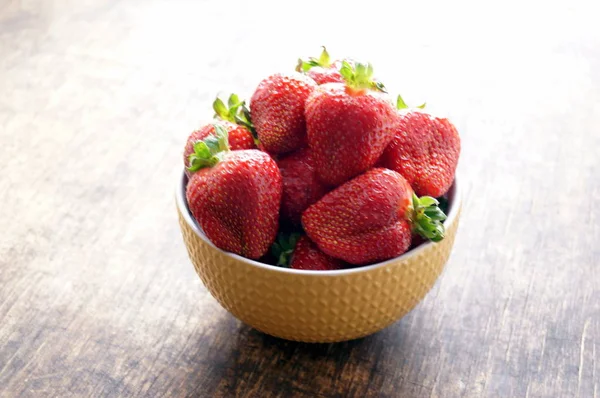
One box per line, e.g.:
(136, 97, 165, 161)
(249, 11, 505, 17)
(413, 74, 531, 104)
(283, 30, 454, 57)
(270, 232, 301, 267)
(408, 194, 447, 242)
(296, 46, 332, 72)
(213, 94, 256, 137)
(396, 94, 426, 110)
(187, 124, 230, 172)
(339, 60, 386, 93)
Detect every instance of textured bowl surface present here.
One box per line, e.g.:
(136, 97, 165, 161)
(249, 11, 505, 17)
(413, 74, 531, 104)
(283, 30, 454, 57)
(177, 173, 461, 343)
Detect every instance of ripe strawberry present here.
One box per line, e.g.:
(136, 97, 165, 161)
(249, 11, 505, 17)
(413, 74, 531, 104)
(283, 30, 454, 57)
(290, 236, 344, 271)
(186, 125, 282, 259)
(305, 61, 398, 186)
(277, 148, 329, 225)
(302, 168, 447, 265)
(250, 72, 317, 154)
(296, 47, 344, 85)
(183, 122, 254, 175)
(378, 95, 460, 197)
(183, 94, 255, 176)
(270, 233, 343, 270)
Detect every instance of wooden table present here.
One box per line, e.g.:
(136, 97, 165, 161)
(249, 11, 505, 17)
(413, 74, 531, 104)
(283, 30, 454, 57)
(1, 1, 598, 397)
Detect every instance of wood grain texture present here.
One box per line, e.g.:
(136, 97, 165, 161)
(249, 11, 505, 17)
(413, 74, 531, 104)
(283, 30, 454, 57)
(0, 0, 599, 397)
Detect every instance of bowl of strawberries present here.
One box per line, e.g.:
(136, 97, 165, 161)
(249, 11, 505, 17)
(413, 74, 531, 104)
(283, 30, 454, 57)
(177, 48, 462, 343)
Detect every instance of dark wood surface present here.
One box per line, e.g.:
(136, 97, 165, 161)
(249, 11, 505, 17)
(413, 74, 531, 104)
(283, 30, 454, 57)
(1, 1, 599, 397)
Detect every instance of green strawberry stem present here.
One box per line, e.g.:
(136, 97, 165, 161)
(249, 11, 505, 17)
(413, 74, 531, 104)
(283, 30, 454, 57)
(339, 60, 386, 93)
(213, 94, 238, 123)
(187, 124, 230, 172)
(296, 46, 332, 72)
(408, 194, 447, 242)
(213, 94, 257, 139)
(234, 105, 260, 146)
(396, 94, 426, 110)
(270, 232, 301, 267)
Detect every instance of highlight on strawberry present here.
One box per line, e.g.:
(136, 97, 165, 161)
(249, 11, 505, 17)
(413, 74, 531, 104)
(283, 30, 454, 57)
(181, 48, 460, 270)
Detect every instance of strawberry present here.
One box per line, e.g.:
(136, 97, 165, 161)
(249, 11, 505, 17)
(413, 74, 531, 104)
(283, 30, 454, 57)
(270, 233, 343, 270)
(305, 61, 398, 186)
(183, 122, 254, 176)
(296, 47, 344, 85)
(378, 95, 460, 197)
(186, 125, 282, 259)
(276, 148, 329, 225)
(302, 168, 447, 265)
(183, 94, 255, 176)
(290, 236, 344, 271)
(250, 72, 317, 155)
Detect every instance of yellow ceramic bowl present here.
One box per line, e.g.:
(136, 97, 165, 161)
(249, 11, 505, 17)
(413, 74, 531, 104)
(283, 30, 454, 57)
(177, 172, 461, 343)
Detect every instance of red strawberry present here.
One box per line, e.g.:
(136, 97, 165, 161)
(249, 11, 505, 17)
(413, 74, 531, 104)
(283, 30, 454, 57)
(184, 94, 256, 176)
(250, 72, 317, 155)
(296, 47, 344, 85)
(305, 61, 398, 186)
(276, 148, 329, 225)
(378, 95, 460, 197)
(302, 168, 447, 265)
(186, 125, 282, 259)
(290, 236, 344, 271)
(183, 121, 255, 176)
(270, 233, 343, 270)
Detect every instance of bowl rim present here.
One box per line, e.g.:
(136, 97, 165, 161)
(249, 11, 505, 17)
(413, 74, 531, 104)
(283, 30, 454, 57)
(176, 171, 461, 276)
